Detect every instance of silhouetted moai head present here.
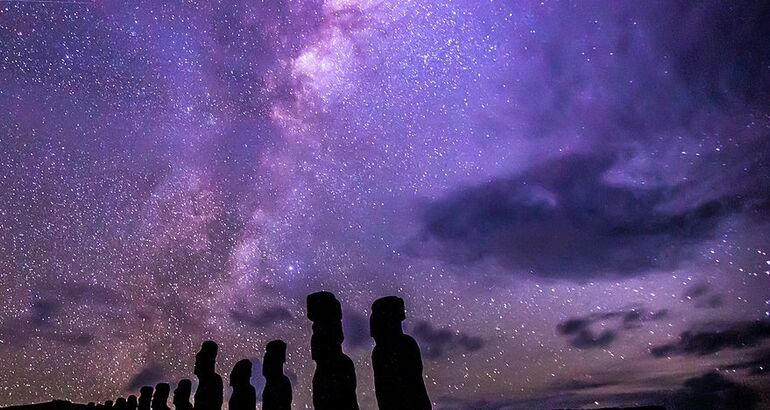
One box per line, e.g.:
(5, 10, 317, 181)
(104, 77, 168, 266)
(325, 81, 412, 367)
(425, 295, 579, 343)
(370, 296, 432, 410)
(104, 400, 114, 410)
(193, 340, 224, 410)
(263, 340, 287, 377)
(307, 291, 342, 322)
(152, 383, 170, 410)
(138, 386, 153, 410)
(370, 296, 406, 342)
(173, 379, 192, 407)
(195, 341, 218, 376)
(127, 395, 137, 410)
(195, 340, 218, 377)
(229, 359, 252, 387)
(307, 291, 345, 361)
(115, 397, 127, 410)
(306, 291, 359, 410)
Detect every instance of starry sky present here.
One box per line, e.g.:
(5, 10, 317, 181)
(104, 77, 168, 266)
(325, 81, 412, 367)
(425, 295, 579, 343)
(1, 1, 770, 409)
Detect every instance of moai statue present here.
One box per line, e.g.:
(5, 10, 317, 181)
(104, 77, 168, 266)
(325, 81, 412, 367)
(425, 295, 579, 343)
(152, 383, 171, 410)
(172, 379, 193, 410)
(126, 395, 137, 410)
(228, 359, 256, 410)
(193, 341, 223, 410)
(261, 340, 292, 410)
(306, 291, 359, 410)
(114, 397, 127, 410)
(104, 400, 114, 410)
(371, 296, 432, 409)
(138, 386, 153, 410)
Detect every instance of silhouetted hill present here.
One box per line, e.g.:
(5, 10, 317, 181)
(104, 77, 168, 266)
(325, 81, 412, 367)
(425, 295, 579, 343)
(1, 401, 91, 410)
(2, 402, 667, 410)
(553, 407, 665, 410)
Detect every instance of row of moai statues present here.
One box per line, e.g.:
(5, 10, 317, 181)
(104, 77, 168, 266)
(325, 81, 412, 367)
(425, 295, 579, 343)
(90, 293, 430, 410)
(89, 340, 291, 410)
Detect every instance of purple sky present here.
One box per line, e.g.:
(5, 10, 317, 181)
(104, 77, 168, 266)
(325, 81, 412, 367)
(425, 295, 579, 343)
(1, 1, 769, 409)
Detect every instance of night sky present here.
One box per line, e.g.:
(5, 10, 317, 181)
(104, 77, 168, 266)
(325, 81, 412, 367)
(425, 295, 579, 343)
(1, 1, 770, 409)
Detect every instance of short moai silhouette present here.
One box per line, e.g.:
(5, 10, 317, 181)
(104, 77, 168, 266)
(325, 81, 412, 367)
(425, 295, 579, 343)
(172, 379, 193, 410)
(228, 359, 256, 410)
(127, 395, 137, 410)
(114, 398, 127, 410)
(371, 296, 432, 410)
(138, 386, 153, 410)
(104, 400, 114, 410)
(307, 291, 359, 410)
(193, 340, 223, 410)
(261, 340, 292, 410)
(152, 383, 171, 410)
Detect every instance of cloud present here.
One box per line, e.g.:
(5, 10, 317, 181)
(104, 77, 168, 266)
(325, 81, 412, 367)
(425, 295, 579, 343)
(411, 321, 484, 359)
(413, 153, 746, 281)
(126, 365, 164, 391)
(229, 307, 293, 328)
(670, 372, 761, 410)
(557, 307, 668, 349)
(0, 298, 95, 347)
(681, 282, 724, 309)
(651, 319, 770, 357)
(30, 299, 59, 327)
(437, 372, 759, 410)
(547, 378, 619, 392)
(723, 349, 770, 376)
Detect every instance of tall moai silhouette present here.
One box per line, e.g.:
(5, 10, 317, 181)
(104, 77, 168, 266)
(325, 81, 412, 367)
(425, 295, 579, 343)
(228, 359, 256, 410)
(306, 291, 360, 410)
(261, 340, 292, 410)
(370, 296, 432, 410)
(193, 340, 223, 410)
(151, 383, 171, 410)
(172, 379, 193, 410)
(114, 398, 127, 410)
(138, 386, 153, 410)
(127, 395, 137, 410)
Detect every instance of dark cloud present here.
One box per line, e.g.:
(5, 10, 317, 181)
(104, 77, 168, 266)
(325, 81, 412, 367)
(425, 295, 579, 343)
(651, 319, 770, 358)
(670, 372, 761, 410)
(126, 365, 164, 391)
(30, 300, 59, 327)
(439, 372, 759, 410)
(682, 283, 724, 309)
(411, 321, 484, 359)
(413, 153, 746, 281)
(48, 332, 94, 346)
(548, 378, 618, 392)
(229, 307, 293, 328)
(683, 283, 710, 299)
(0, 299, 94, 347)
(650, 2, 770, 109)
(569, 329, 616, 350)
(723, 349, 770, 376)
(557, 307, 667, 349)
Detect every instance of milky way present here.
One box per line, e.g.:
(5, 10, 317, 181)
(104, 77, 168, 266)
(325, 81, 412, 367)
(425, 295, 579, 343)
(1, 1, 770, 409)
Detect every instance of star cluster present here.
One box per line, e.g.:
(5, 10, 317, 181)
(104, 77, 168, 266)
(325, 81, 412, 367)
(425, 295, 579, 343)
(1, 1, 769, 409)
